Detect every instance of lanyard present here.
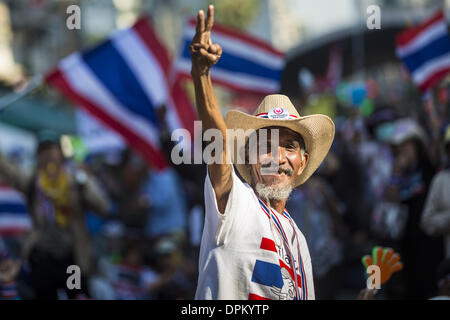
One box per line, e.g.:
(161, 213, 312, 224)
(258, 198, 308, 300)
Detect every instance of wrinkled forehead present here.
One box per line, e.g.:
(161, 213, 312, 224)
(244, 126, 306, 155)
(253, 126, 305, 146)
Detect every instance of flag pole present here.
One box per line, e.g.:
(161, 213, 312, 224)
(0, 74, 43, 113)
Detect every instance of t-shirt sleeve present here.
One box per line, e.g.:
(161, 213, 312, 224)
(204, 165, 251, 247)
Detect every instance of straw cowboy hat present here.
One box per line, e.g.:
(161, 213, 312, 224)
(225, 94, 335, 187)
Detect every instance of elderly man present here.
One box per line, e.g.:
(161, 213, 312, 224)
(190, 5, 334, 300)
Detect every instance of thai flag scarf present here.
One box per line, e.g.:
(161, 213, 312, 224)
(258, 198, 308, 300)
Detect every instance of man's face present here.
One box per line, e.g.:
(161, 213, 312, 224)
(248, 127, 308, 198)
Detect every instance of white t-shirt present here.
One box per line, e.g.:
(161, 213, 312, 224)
(195, 166, 315, 300)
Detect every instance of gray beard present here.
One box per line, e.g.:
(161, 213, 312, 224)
(255, 182, 294, 202)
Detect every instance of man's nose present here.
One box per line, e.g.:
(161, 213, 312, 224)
(262, 146, 286, 167)
(276, 146, 287, 164)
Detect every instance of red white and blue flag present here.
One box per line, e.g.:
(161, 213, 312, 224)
(46, 17, 197, 170)
(176, 18, 285, 95)
(253, 199, 308, 300)
(0, 184, 31, 236)
(396, 10, 450, 93)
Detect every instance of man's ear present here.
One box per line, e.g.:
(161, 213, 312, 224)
(296, 152, 309, 176)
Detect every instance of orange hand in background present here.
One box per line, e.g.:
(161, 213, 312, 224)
(362, 246, 403, 285)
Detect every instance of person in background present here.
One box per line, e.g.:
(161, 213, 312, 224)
(111, 240, 159, 300)
(364, 106, 399, 203)
(389, 119, 444, 299)
(287, 174, 345, 299)
(143, 163, 188, 246)
(429, 259, 450, 300)
(116, 148, 188, 245)
(421, 124, 450, 259)
(0, 132, 110, 299)
(319, 146, 374, 297)
(0, 243, 21, 300)
(147, 238, 197, 300)
(116, 149, 151, 232)
(155, 104, 206, 277)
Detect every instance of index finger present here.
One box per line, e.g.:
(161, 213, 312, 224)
(196, 9, 205, 35)
(205, 5, 214, 32)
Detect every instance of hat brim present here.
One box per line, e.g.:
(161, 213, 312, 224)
(225, 110, 335, 187)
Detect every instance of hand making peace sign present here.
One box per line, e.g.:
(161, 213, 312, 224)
(189, 5, 222, 77)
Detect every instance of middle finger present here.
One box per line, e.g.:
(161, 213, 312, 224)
(206, 5, 214, 32)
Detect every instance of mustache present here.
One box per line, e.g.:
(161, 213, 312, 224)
(260, 162, 294, 176)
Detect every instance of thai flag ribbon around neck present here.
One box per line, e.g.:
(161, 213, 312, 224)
(258, 198, 307, 300)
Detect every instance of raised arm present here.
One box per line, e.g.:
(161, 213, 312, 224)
(0, 152, 31, 194)
(189, 5, 232, 214)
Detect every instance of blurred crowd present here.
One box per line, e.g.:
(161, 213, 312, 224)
(1, 98, 450, 300)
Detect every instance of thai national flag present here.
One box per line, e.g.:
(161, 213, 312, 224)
(0, 184, 31, 236)
(175, 18, 285, 95)
(46, 17, 196, 170)
(248, 237, 306, 300)
(396, 10, 450, 93)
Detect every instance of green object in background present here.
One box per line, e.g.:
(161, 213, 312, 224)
(304, 94, 337, 119)
(362, 255, 370, 270)
(372, 246, 382, 265)
(360, 98, 374, 117)
(60, 135, 88, 163)
(362, 246, 386, 269)
(375, 122, 394, 142)
(336, 82, 350, 104)
(212, 0, 260, 30)
(70, 136, 88, 163)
